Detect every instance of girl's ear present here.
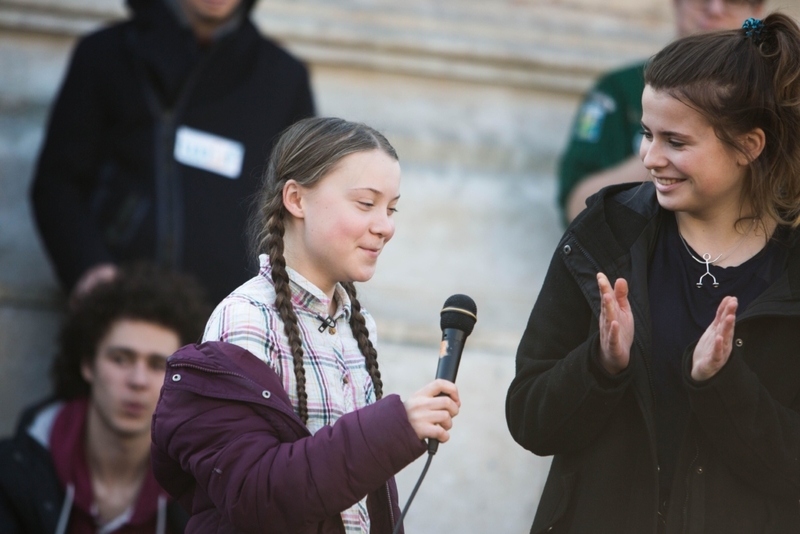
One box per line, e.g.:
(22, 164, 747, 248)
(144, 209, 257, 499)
(737, 128, 766, 166)
(282, 180, 306, 219)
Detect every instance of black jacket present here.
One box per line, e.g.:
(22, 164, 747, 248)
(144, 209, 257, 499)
(506, 182, 800, 534)
(0, 400, 188, 534)
(31, 0, 314, 303)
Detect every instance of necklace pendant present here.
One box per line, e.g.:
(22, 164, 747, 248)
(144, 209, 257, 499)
(678, 230, 736, 290)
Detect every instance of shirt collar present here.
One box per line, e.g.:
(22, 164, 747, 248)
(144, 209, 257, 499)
(258, 254, 352, 322)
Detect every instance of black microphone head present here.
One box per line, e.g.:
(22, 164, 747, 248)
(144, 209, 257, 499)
(440, 294, 477, 335)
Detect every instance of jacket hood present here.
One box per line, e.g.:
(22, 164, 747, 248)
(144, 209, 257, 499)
(165, 342, 298, 418)
(127, 0, 258, 18)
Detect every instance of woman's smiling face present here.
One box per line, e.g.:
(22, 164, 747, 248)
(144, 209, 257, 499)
(639, 85, 749, 221)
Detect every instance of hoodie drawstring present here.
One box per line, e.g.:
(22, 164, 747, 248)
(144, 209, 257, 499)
(55, 483, 75, 534)
(157, 494, 167, 534)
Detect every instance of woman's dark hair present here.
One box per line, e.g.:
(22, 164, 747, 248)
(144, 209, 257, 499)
(52, 263, 210, 399)
(645, 12, 800, 226)
(250, 117, 398, 423)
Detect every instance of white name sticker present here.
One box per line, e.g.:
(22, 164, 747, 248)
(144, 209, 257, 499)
(174, 126, 245, 179)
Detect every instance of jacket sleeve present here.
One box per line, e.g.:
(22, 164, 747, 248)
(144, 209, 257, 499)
(0, 439, 29, 534)
(30, 36, 114, 291)
(152, 387, 425, 533)
(684, 345, 800, 498)
(506, 240, 634, 456)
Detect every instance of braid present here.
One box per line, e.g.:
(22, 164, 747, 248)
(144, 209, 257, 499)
(265, 204, 310, 424)
(342, 281, 383, 400)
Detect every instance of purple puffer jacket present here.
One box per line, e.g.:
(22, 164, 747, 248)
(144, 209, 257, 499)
(151, 341, 427, 533)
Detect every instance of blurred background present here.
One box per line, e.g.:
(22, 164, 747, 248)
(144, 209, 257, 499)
(2, 0, 799, 531)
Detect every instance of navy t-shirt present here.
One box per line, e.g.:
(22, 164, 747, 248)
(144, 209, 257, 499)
(648, 212, 787, 498)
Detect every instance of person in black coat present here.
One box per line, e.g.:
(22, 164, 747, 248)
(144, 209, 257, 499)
(507, 14, 800, 534)
(31, 0, 314, 304)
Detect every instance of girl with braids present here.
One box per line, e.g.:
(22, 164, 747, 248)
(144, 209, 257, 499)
(507, 13, 800, 534)
(151, 117, 460, 533)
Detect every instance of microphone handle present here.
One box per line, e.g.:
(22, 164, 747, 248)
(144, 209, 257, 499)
(428, 328, 467, 454)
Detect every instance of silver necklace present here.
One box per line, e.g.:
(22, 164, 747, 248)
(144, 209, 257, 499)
(677, 221, 755, 288)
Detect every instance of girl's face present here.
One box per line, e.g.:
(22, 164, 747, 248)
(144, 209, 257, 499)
(640, 85, 750, 221)
(284, 149, 401, 296)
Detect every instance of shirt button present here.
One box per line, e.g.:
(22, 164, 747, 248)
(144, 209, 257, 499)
(696, 466, 704, 475)
(562, 244, 572, 255)
(329, 327, 336, 335)
(172, 374, 181, 382)
(262, 390, 271, 399)
(735, 338, 743, 347)
(343, 375, 350, 385)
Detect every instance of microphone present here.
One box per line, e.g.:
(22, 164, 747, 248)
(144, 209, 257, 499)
(429, 294, 477, 454)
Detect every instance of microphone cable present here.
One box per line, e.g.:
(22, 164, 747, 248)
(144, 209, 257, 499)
(391, 294, 476, 534)
(391, 448, 435, 534)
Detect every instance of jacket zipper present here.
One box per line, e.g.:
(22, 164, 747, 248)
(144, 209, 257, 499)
(681, 441, 701, 530)
(571, 236, 658, 405)
(570, 237, 603, 274)
(386, 482, 396, 531)
(572, 233, 661, 497)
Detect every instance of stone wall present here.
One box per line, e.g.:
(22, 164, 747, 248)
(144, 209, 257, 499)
(1, 1, 798, 531)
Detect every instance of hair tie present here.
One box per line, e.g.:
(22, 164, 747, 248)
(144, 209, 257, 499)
(743, 18, 764, 42)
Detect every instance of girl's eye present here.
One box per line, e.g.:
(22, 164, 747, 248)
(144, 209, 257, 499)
(640, 129, 652, 140)
(358, 201, 374, 208)
(668, 139, 685, 148)
(388, 207, 398, 214)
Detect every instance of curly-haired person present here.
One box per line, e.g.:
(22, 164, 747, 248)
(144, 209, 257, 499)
(0, 263, 209, 534)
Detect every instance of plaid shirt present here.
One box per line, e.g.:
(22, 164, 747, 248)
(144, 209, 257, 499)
(203, 255, 377, 533)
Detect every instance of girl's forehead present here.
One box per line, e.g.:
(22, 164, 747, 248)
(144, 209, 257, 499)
(319, 149, 401, 194)
(641, 86, 711, 132)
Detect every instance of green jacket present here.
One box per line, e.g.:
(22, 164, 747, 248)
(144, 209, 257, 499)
(557, 63, 645, 222)
(507, 182, 800, 534)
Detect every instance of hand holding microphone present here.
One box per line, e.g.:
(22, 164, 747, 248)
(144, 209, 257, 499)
(403, 294, 477, 453)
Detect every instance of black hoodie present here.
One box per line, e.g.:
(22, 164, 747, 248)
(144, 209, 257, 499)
(32, 0, 314, 303)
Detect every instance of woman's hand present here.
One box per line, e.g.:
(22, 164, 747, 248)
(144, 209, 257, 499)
(597, 272, 634, 375)
(691, 296, 738, 382)
(404, 379, 461, 442)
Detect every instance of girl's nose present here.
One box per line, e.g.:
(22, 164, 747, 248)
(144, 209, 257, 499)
(640, 139, 665, 171)
(372, 211, 395, 240)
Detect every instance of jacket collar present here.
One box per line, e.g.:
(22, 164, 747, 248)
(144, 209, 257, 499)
(569, 182, 659, 267)
(573, 181, 800, 306)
